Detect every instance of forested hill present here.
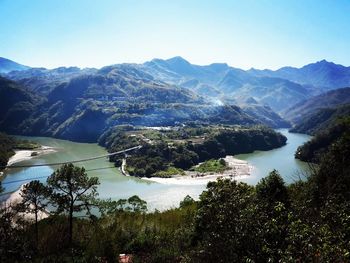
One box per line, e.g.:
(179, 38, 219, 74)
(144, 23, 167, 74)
(100, 125, 287, 178)
(283, 87, 350, 163)
(0, 77, 43, 134)
(141, 57, 315, 112)
(0, 66, 289, 142)
(290, 104, 350, 135)
(0, 132, 16, 169)
(295, 118, 350, 163)
(283, 87, 350, 125)
(0, 132, 39, 169)
(5, 57, 350, 115)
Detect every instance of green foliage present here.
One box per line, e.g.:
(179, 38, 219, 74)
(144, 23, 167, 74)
(2, 129, 350, 261)
(256, 170, 289, 207)
(0, 132, 40, 170)
(98, 196, 148, 216)
(179, 195, 196, 208)
(309, 131, 350, 205)
(47, 163, 100, 245)
(13, 139, 40, 150)
(194, 158, 228, 173)
(192, 179, 257, 262)
(108, 125, 286, 177)
(295, 117, 350, 162)
(290, 104, 350, 135)
(0, 202, 33, 262)
(127, 195, 147, 213)
(20, 180, 50, 248)
(0, 132, 15, 168)
(153, 166, 185, 178)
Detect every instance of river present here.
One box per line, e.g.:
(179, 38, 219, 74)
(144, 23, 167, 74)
(0, 129, 311, 210)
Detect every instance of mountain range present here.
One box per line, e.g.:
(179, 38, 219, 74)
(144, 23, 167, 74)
(285, 87, 350, 134)
(0, 57, 29, 74)
(1, 56, 350, 142)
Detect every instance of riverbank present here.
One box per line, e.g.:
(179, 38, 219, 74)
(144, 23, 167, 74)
(3, 183, 50, 221)
(142, 156, 253, 185)
(120, 158, 130, 176)
(7, 145, 56, 167)
(0, 146, 56, 180)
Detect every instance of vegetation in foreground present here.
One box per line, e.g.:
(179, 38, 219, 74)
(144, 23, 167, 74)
(1, 126, 350, 262)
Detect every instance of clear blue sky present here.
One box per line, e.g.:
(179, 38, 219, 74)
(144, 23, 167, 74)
(1, 0, 349, 69)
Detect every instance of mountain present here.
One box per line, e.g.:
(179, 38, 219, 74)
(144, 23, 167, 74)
(0, 77, 43, 133)
(1, 67, 279, 142)
(6, 56, 350, 114)
(240, 102, 290, 128)
(295, 118, 350, 163)
(220, 76, 310, 112)
(290, 104, 350, 135)
(7, 56, 350, 142)
(141, 57, 315, 112)
(249, 60, 350, 90)
(0, 57, 30, 73)
(283, 87, 350, 125)
(4, 66, 97, 95)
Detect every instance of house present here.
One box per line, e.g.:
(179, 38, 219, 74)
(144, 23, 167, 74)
(119, 254, 133, 263)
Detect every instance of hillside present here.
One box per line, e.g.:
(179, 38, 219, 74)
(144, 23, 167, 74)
(4, 57, 350, 115)
(0, 77, 43, 134)
(0, 57, 29, 74)
(6, 57, 350, 142)
(100, 125, 287, 178)
(1, 69, 283, 142)
(290, 104, 350, 135)
(249, 60, 350, 90)
(283, 87, 350, 125)
(141, 57, 315, 112)
(295, 118, 350, 163)
(5, 66, 97, 95)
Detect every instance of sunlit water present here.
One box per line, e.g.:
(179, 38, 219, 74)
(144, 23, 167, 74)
(0, 129, 311, 210)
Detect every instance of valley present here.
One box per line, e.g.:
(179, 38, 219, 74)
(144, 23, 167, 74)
(1, 129, 310, 210)
(2, 1, 350, 260)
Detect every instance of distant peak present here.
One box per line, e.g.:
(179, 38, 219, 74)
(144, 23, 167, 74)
(209, 62, 229, 67)
(317, 59, 330, 64)
(166, 56, 189, 63)
(0, 57, 30, 73)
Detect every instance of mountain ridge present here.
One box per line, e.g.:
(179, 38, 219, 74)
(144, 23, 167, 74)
(0, 57, 30, 73)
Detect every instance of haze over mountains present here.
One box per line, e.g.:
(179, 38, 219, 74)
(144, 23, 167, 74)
(0, 57, 29, 74)
(1, 56, 350, 142)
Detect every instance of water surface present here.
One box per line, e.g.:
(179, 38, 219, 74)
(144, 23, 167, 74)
(1, 130, 311, 210)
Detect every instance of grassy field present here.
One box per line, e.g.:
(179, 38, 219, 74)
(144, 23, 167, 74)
(194, 159, 229, 173)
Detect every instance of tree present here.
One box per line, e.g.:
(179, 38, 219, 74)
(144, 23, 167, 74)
(255, 171, 290, 260)
(179, 195, 195, 208)
(47, 163, 99, 245)
(256, 170, 289, 207)
(192, 179, 258, 262)
(310, 132, 350, 205)
(127, 195, 147, 212)
(20, 180, 49, 248)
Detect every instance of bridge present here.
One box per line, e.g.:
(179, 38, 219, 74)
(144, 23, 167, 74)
(0, 145, 142, 186)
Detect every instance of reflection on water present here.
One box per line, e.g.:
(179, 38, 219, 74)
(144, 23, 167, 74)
(1, 130, 311, 210)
